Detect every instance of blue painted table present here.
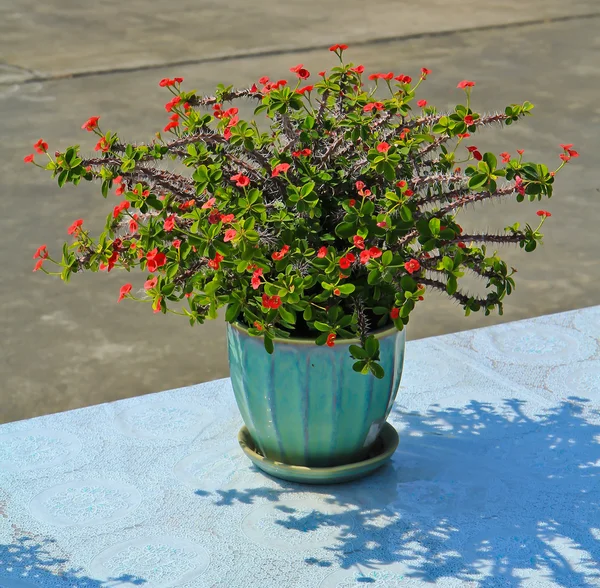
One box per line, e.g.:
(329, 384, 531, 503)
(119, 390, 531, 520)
(1, 306, 599, 587)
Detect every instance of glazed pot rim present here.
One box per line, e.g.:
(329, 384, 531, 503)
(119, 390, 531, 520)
(228, 319, 403, 346)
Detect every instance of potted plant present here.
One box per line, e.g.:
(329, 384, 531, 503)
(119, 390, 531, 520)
(27, 45, 576, 483)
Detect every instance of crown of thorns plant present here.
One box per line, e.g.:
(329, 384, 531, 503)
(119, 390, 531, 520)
(27, 44, 577, 377)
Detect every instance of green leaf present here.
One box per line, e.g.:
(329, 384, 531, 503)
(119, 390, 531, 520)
(382, 250, 393, 266)
(349, 345, 368, 359)
(337, 284, 355, 295)
(225, 302, 241, 322)
(365, 335, 379, 357)
(303, 306, 314, 321)
(370, 362, 385, 379)
(264, 335, 274, 354)
(278, 306, 295, 324)
(428, 218, 441, 236)
(483, 152, 497, 171)
(335, 222, 356, 238)
(468, 173, 488, 189)
(446, 275, 458, 295)
(352, 360, 368, 374)
(313, 321, 330, 332)
(367, 269, 380, 285)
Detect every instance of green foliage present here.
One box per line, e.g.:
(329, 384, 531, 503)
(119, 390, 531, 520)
(29, 52, 568, 377)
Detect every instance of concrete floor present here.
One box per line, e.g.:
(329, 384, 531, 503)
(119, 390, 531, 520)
(1, 1, 599, 423)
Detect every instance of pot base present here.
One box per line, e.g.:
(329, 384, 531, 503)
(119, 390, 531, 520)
(237, 422, 399, 485)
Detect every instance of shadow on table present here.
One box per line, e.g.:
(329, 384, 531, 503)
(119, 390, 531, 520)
(194, 396, 600, 587)
(0, 535, 146, 587)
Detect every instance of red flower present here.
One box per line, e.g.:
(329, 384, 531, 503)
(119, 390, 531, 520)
(326, 333, 336, 347)
(208, 252, 225, 270)
(421, 67, 432, 77)
(404, 259, 421, 274)
(333, 288, 341, 296)
(23, 153, 35, 163)
(346, 253, 356, 262)
(253, 321, 263, 331)
(220, 214, 235, 223)
(231, 173, 250, 187)
(537, 210, 552, 218)
(179, 199, 196, 210)
(514, 175, 525, 195)
(33, 244, 49, 260)
(377, 142, 390, 153)
(296, 85, 314, 95)
(559, 143, 573, 150)
(34, 139, 49, 154)
(390, 307, 400, 319)
(174, 77, 184, 83)
(417, 99, 427, 108)
(94, 137, 110, 152)
(67, 219, 84, 235)
(559, 154, 571, 162)
(153, 297, 162, 314)
(224, 229, 237, 242)
(163, 215, 176, 232)
(118, 284, 132, 303)
(81, 116, 100, 131)
(159, 78, 172, 87)
(457, 242, 466, 249)
(359, 250, 371, 265)
(201, 198, 216, 210)
(113, 201, 130, 218)
(500, 152, 511, 163)
(567, 149, 579, 158)
(172, 239, 181, 249)
(404, 189, 414, 197)
(457, 133, 470, 139)
(369, 247, 382, 258)
(377, 221, 387, 228)
(262, 294, 282, 309)
(355, 181, 365, 191)
(339, 256, 352, 269)
(349, 199, 356, 207)
(272, 163, 290, 177)
(395, 74, 412, 84)
(164, 96, 181, 112)
(318, 71, 326, 77)
(33, 259, 44, 272)
(290, 64, 310, 79)
(163, 121, 178, 132)
(353, 235, 365, 250)
(259, 76, 270, 85)
(144, 276, 158, 290)
(317, 246, 328, 258)
(363, 102, 384, 113)
(464, 115, 474, 125)
(251, 268, 263, 290)
(329, 44, 348, 52)
(399, 127, 410, 140)
(352, 65, 365, 74)
(457, 80, 475, 89)
(146, 248, 167, 272)
(129, 218, 138, 234)
(272, 245, 290, 261)
(208, 211, 221, 224)
(473, 150, 482, 161)
(517, 149, 525, 155)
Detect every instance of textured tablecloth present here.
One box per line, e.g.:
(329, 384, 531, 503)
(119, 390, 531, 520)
(1, 306, 599, 588)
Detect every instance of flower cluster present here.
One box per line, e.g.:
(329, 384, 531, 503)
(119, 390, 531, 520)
(27, 45, 572, 377)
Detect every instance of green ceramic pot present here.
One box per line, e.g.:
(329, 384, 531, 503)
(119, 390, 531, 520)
(227, 322, 406, 468)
